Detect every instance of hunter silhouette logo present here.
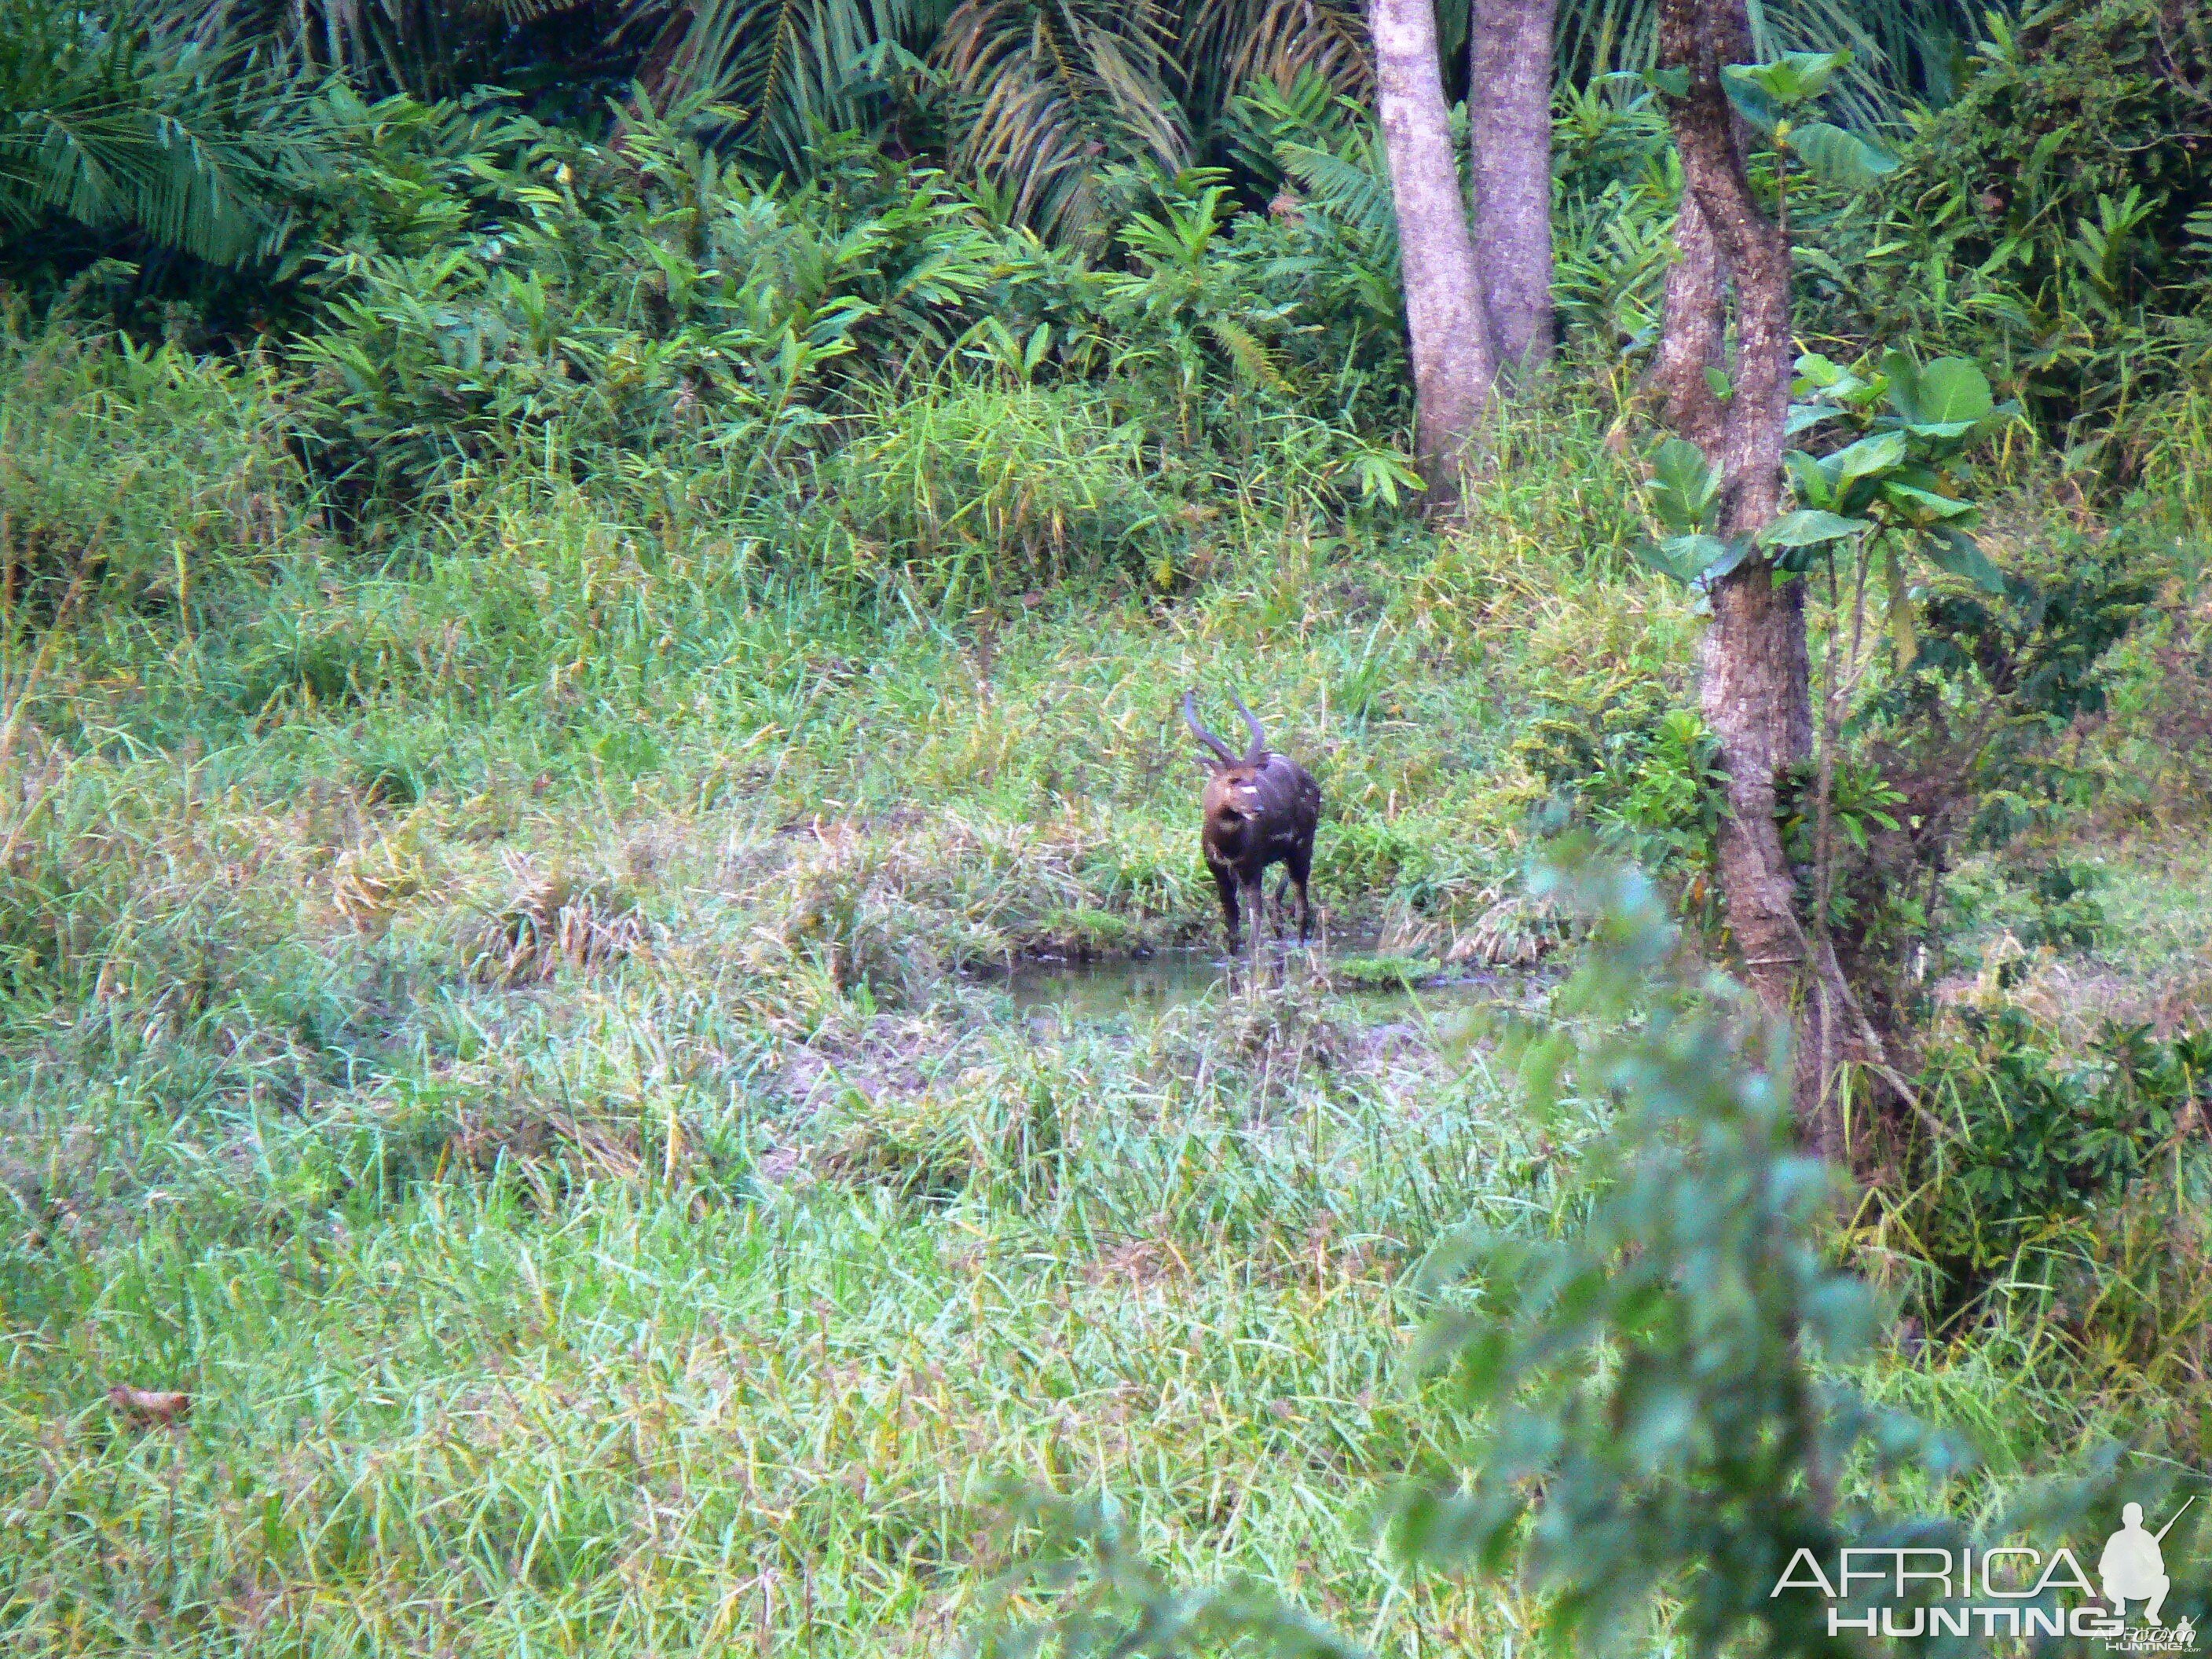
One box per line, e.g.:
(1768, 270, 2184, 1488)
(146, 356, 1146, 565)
(2101, 1501, 2186, 1626)
(1769, 1496, 2199, 1647)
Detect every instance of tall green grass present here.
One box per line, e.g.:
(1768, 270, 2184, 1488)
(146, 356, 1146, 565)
(2, 324, 2210, 1654)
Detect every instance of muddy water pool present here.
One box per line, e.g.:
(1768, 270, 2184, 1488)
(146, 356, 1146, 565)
(972, 939, 1541, 1025)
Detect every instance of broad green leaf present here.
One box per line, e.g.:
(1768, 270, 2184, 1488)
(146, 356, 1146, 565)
(1793, 352, 1846, 388)
(1632, 540, 1696, 584)
(1719, 73, 1781, 133)
(1785, 403, 1846, 438)
(1758, 509, 1869, 548)
(1790, 353, 1871, 406)
(1788, 123, 1901, 189)
(1784, 449, 1834, 507)
(1770, 49, 1851, 100)
(1689, 534, 1753, 586)
(1703, 365, 1734, 401)
(1880, 349, 1922, 419)
(1885, 461, 1955, 493)
(1922, 528, 2008, 593)
(1822, 429, 1907, 487)
(1880, 481, 1978, 522)
(1636, 532, 1727, 584)
(1648, 438, 1719, 533)
(1783, 449, 1834, 507)
(1724, 50, 1849, 107)
(1912, 357, 1995, 425)
(1645, 67, 1690, 99)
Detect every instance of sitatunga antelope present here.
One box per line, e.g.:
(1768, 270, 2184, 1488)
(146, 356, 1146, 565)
(1182, 690, 1321, 955)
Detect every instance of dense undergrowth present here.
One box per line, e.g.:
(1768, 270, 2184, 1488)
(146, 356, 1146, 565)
(4, 0, 2212, 1650)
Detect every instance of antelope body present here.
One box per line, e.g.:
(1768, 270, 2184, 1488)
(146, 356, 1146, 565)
(1183, 690, 1321, 954)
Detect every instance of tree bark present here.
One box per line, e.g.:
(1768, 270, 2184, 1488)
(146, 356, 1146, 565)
(1470, 0, 1559, 376)
(1656, 0, 1837, 1154)
(1372, 0, 1496, 506)
(1648, 189, 1727, 431)
(1646, 0, 1744, 433)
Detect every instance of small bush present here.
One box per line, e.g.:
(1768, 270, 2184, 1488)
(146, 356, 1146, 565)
(1838, 0, 2212, 478)
(0, 324, 310, 615)
(799, 382, 1181, 599)
(1902, 1009, 2212, 1404)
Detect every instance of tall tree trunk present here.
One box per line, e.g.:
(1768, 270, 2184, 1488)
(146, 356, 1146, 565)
(1470, 0, 1559, 376)
(1646, 0, 1743, 430)
(1372, 0, 1496, 506)
(1655, 0, 1839, 1155)
(1648, 190, 1727, 428)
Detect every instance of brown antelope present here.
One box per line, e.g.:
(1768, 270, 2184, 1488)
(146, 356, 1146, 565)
(1183, 690, 1321, 955)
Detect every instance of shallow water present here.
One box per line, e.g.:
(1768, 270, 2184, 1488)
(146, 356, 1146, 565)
(983, 939, 1530, 1024)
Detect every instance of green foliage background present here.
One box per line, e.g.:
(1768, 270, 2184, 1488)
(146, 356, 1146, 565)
(0, 0, 2208, 1654)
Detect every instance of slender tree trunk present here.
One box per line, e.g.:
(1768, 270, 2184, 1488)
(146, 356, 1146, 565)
(1372, 0, 1496, 506)
(1648, 190, 1727, 428)
(1470, 0, 1559, 376)
(1646, 0, 1744, 429)
(1656, 0, 1838, 1155)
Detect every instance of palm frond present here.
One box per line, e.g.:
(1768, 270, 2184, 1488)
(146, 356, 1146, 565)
(0, 0, 331, 266)
(1177, 0, 1370, 124)
(619, 0, 935, 178)
(935, 0, 1188, 244)
(200, 0, 602, 97)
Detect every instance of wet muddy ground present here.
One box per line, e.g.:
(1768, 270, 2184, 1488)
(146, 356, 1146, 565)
(981, 937, 1540, 1024)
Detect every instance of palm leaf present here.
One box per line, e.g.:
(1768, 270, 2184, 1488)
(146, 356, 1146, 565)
(935, 0, 1188, 244)
(1277, 140, 1392, 239)
(203, 0, 602, 97)
(617, 0, 937, 177)
(0, 0, 329, 265)
(1177, 0, 1370, 126)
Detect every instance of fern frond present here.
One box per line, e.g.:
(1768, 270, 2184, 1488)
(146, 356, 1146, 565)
(1276, 142, 1392, 240)
(1203, 313, 1291, 392)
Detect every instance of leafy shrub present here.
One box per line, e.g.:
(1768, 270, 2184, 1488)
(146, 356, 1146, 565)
(288, 108, 999, 504)
(1904, 1010, 2212, 1399)
(1838, 0, 2212, 481)
(1780, 512, 2159, 1032)
(1550, 79, 1677, 357)
(1511, 687, 1724, 899)
(797, 380, 1179, 598)
(2020, 861, 2108, 952)
(1921, 1011, 2203, 1257)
